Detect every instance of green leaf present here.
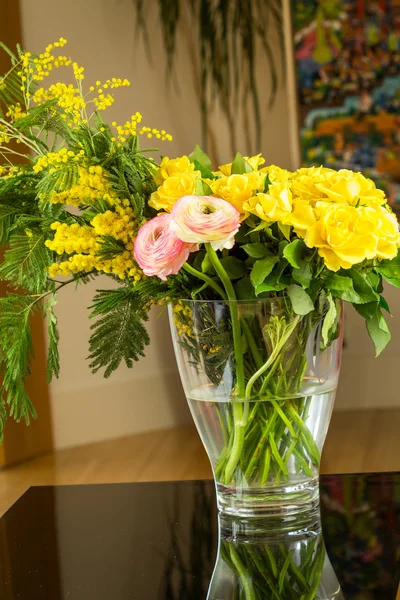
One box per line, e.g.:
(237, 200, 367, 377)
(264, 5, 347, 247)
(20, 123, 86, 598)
(278, 222, 291, 242)
(201, 253, 214, 275)
(235, 276, 257, 300)
(194, 177, 213, 196)
(354, 301, 378, 320)
(379, 295, 390, 313)
(231, 152, 253, 174)
(45, 295, 60, 382)
(283, 239, 307, 269)
(322, 293, 337, 346)
(189, 144, 212, 170)
(250, 255, 279, 287)
(366, 308, 391, 357)
(292, 262, 312, 288)
(255, 281, 287, 295)
(287, 285, 314, 316)
(242, 243, 270, 259)
(192, 159, 215, 180)
(349, 269, 380, 302)
(263, 173, 272, 192)
(376, 254, 400, 288)
(325, 271, 378, 304)
(219, 256, 246, 280)
(249, 220, 272, 234)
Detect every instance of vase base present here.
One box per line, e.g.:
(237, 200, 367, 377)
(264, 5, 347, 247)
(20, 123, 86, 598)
(216, 476, 320, 518)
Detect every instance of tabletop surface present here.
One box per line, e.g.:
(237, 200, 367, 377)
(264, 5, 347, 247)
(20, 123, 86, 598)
(0, 473, 398, 599)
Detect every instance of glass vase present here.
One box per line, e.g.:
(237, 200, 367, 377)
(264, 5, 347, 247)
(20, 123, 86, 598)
(169, 298, 343, 517)
(207, 510, 344, 599)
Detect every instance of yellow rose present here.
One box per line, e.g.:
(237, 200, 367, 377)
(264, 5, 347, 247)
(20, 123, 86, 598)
(363, 204, 400, 260)
(217, 154, 265, 176)
(154, 155, 195, 185)
(305, 202, 379, 271)
(260, 164, 291, 183)
(291, 166, 336, 201)
(149, 172, 198, 212)
(314, 169, 386, 206)
(212, 172, 265, 214)
(243, 181, 292, 223)
(284, 198, 316, 237)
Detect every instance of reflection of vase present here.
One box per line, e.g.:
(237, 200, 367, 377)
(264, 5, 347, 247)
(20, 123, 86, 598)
(207, 511, 345, 600)
(169, 299, 343, 517)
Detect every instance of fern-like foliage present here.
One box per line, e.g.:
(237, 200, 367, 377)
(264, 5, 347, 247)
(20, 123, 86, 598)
(106, 137, 158, 218)
(45, 295, 60, 382)
(88, 287, 150, 378)
(0, 230, 53, 294)
(0, 294, 39, 438)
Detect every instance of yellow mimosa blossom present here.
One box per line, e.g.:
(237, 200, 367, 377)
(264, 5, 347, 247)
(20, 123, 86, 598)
(33, 82, 86, 126)
(149, 172, 198, 212)
(45, 222, 98, 255)
(212, 172, 265, 214)
(34, 148, 84, 173)
(243, 181, 292, 223)
(91, 206, 139, 245)
(6, 103, 27, 122)
(0, 124, 10, 144)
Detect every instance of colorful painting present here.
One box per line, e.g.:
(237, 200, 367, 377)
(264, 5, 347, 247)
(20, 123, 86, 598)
(292, 0, 400, 213)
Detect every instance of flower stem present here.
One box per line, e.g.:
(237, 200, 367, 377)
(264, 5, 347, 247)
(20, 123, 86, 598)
(205, 244, 247, 485)
(182, 262, 226, 299)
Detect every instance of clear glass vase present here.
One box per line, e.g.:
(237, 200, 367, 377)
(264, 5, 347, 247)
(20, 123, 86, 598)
(207, 510, 344, 599)
(169, 298, 343, 517)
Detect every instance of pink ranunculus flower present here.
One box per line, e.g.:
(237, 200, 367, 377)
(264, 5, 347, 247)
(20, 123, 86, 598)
(170, 195, 241, 251)
(134, 213, 197, 280)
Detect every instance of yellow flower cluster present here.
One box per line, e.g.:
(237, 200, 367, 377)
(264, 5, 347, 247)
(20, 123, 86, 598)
(91, 205, 139, 245)
(89, 78, 130, 111)
(33, 148, 85, 173)
(48, 253, 143, 281)
(151, 153, 400, 272)
(46, 168, 143, 281)
(138, 126, 172, 141)
(6, 103, 27, 122)
(49, 165, 118, 207)
(47, 212, 143, 281)
(0, 124, 10, 145)
(113, 113, 143, 143)
(45, 222, 98, 255)
(173, 302, 194, 338)
(33, 82, 86, 125)
(72, 62, 84, 81)
(20, 39, 70, 83)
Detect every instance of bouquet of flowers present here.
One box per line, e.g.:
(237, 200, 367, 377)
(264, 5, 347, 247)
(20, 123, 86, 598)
(0, 39, 399, 495)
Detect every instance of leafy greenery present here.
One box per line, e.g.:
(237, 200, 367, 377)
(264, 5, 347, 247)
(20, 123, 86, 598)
(88, 288, 150, 378)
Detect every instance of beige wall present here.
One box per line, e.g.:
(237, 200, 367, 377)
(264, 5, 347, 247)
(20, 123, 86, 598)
(19, 0, 400, 449)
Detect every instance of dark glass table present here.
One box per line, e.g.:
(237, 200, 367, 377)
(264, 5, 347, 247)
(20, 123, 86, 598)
(0, 473, 398, 599)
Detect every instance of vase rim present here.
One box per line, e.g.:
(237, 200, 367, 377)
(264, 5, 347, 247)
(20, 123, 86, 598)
(169, 297, 289, 303)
